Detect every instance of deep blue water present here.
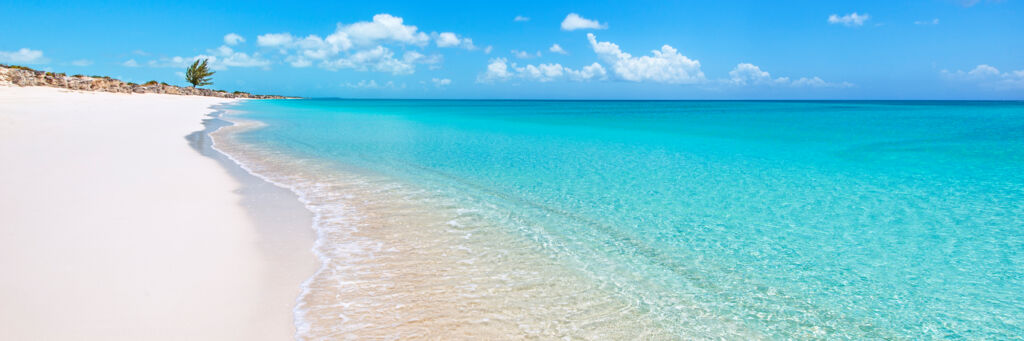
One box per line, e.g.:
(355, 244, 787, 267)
(230, 100, 1024, 338)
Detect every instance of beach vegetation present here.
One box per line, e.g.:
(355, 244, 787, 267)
(1, 64, 36, 71)
(185, 59, 215, 88)
(143, 80, 159, 86)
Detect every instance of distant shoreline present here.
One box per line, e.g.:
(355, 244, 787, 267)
(0, 64, 296, 99)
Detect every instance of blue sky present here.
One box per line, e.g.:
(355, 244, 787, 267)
(3, 0, 1022, 99)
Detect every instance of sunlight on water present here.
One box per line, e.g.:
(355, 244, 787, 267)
(216, 100, 1024, 339)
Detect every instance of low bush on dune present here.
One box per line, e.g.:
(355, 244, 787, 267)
(1, 64, 36, 71)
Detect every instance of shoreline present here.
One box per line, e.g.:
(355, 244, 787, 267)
(204, 101, 694, 339)
(191, 104, 320, 339)
(205, 113, 331, 338)
(0, 86, 314, 340)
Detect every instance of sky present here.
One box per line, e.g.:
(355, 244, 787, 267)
(2, 0, 1022, 99)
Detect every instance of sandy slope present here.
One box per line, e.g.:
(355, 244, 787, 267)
(0, 86, 311, 340)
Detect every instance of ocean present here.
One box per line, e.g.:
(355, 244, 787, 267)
(212, 100, 1024, 339)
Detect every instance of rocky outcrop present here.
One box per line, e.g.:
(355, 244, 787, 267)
(0, 65, 293, 99)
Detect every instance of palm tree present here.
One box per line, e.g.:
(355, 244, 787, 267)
(185, 59, 215, 87)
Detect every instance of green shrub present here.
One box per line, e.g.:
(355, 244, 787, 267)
(2, 64, 36, 71)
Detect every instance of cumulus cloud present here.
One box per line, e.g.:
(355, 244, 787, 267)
(549, 44, 567, 54)
(122, 59, 140, 67)
(340, 13, 430, 46)
(484, 46, 493, 54)
(514, 15, 530, 22)
(435, 32, 476, 49)
(431, 77, 452, 87)
(478, 58, 607, 83)
(561, 13, 607, 31)
(224, 33, 245, 45)
(319, 46, 440, 75)
(211, 46, 272, 68)
(828, 12, 870, 27)
(942, 64, 1024, 89)
(0, 48, 45, 64)
(728, 63, 852, 88)
(257, 33, 295, 47)
(587, 33, 704, 84)
(71, 59, 93, 66)
(253, 14, 464, 74)
(511, 50, 541, 59)
(147, 45, 270, 70)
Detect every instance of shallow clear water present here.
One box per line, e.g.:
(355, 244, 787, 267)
(219, 100, 1024, 339)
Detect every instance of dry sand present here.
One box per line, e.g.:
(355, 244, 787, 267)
(0, 86, 315, 340)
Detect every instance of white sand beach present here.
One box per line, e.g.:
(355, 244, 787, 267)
(0, 86, 315, 340)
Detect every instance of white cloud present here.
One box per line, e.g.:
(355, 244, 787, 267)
(147, 45, 270, 70)
(514, 15, 530, 22)
(729, 63, 780, 85)
(287, 56, 313, 68)
(0, 48, 45, 64)
(224, 33, 246, 45)
(340, 13, 430, 46)
(257, 33, 295, 47)
(71, 59, 93, 66)
(211, 46, 272, 69)
(828, 12, 870, 27)
(435, 32, 476, 49)
(728, 63, 852, 88)
(342, 79, 405, 89)
(431, 77, 452, 87)
(587, 33, 704, 84)
(561, 13, 607, 31)
(549, 44, 567, 54)
(915, 18, 940, 25)
(253, 14, 465, 74)
(122, 59, 140, 67)
(436, 32, 460, 47)
(484, 46, 493, 54)
(148, 56, 193, 68)
(478, 58, 607, 83)
(942, 64, 1024, 89)
(511, 50, 541, 59)
(320, 46, 440, 75)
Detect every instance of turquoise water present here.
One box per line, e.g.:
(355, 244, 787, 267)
(225, 100, 1024, 339)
